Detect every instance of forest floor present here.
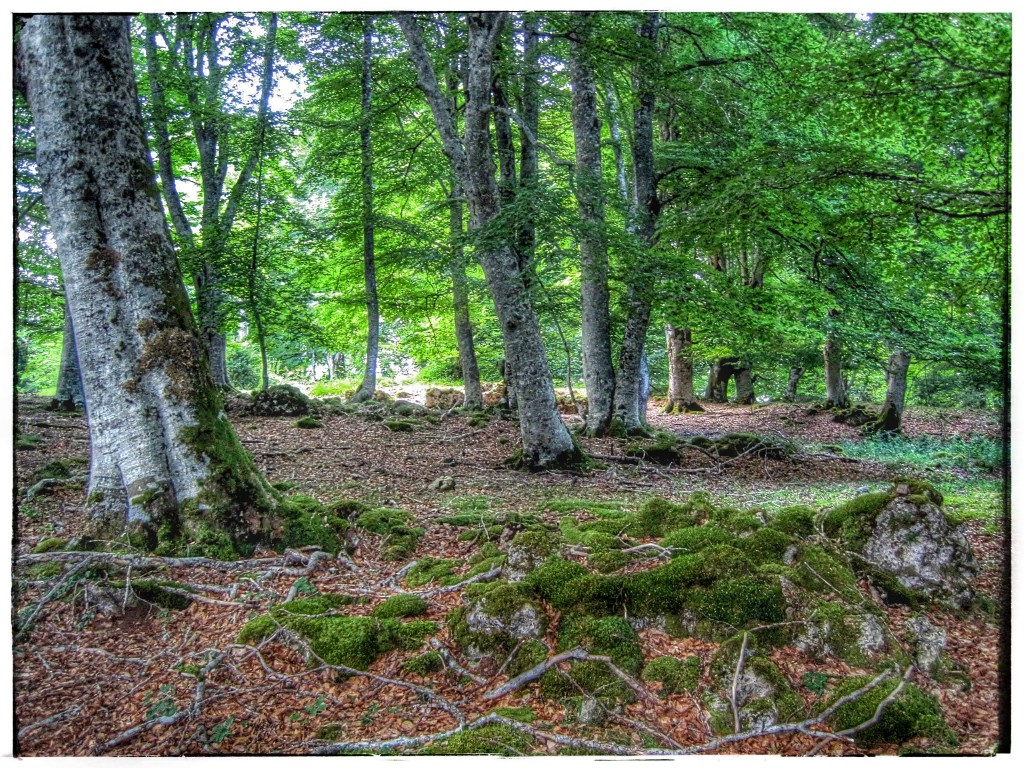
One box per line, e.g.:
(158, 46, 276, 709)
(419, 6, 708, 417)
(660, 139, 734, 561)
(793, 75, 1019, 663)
(11, 394, 1007, 756)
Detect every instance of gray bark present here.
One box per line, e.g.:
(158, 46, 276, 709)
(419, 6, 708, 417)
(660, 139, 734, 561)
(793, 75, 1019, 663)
(663, 325, 702, 414)
(399, 12, 576, 467)
(868, 350, 911, 435)
(705, 357, 737, 402)
(51, 302, 84, 411)
(352, 16, 380, 404)
(734, 365, 756, 404)
(450, 182, 483, 410)
(824, 334, 849, 409)
(19, 14, 274, 544)
(611, 12, 659, 434)
(784, 366, 803, 402)
(144, 13, 277, 389)
(571, 12, 616, 435)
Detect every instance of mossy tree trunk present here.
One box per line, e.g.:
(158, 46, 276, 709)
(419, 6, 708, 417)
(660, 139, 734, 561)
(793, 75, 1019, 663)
(663, 324, 703, 413)
(867, 349, 911, 435)
(18, 14, 277, 549)
(50, 302, 85, 411)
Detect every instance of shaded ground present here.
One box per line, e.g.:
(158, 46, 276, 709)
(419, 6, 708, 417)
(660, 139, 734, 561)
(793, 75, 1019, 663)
(12, 394, 1006, 756)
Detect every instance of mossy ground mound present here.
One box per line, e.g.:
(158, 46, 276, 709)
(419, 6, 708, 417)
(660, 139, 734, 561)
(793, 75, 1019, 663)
(826, 676, 956, 748)
(237, 594, 435, 670)
(249, 385, 310, 416)
(353, 507, 424, 560)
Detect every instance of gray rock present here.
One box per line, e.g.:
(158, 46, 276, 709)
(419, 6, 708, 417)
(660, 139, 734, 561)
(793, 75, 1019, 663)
(862, 497, 978, 608)
(905, 615, 947, 674)
(429, 475, 456, 492)
(578, 697, 606, 726)
(465, 593, 544, 642)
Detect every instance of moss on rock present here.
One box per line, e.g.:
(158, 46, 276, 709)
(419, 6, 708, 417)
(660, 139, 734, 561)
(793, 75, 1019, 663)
(769, 505, 817, 537)
(372, 593, 429, 619)
(825, 676, 956, 748)
(642, 655, 701, 697)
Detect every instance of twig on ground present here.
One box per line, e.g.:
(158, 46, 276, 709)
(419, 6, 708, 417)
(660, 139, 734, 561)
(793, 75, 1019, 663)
(428, 638, 488, 684)
(15, 555, 95, 641)
(17, 705, 83, 739)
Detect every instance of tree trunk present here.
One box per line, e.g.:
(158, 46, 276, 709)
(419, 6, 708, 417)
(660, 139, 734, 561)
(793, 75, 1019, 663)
(571, 12, 616, 435)
(18, 14, 276, 548)
(399, 12, 577, 468)
(784, 366, 803, 402)
(610, 12, 659, 435)
(867, 350, 911, 435)
(450, 181, 483, 409)
(823, 334, 849, 409)
(734, 365, 756, 405)
(352, 15, 379, 404)
(705, 357, 737, 402)
(50, 301, 84, 411)
(663, 324, 702, 414)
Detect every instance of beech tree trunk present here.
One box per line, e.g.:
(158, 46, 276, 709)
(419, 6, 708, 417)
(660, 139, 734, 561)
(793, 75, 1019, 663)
(823, 334, 849, 409)
(734, 365, 756, 405)
(450, 179, 483, 409)
(610, 12, 659, 435)
(399, 12, 577, 468)
(663, 325, 702, 413)
(867, 350, 911, 435)
(50, 303, 84, 411)
(18, 14, 275, 546)
(705, 357, 738, 402)
(784, 366, 803, 402)
(352, 16, 379, 404)
(143, 13, 277, 389)
(571, 12, 616, 435)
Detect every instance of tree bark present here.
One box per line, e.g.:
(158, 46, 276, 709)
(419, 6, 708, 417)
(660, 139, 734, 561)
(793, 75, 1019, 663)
(352, 15, 379, 404)
(867, 350, 911, 435)
(784, 366, 803, 403)
(50, 301, 84, 411)
(705, 357, 738, 402)
(450, 180, 483, 409)
(610, 12, 659, 435)
(571, 12, 616, 435)
(143, 12, 277, 389)
(19, 14, 276, 548)
(734, 365, 756, 405)
(823, 334, 849, 409)
(399, 12, 577, 468)
(663, 325, 702, 414)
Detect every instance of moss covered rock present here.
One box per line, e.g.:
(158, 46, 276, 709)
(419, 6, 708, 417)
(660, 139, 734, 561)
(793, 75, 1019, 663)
(642, 655, 701, 697)
(250, 384, 310, 416)
(707, 638, 805, 734)
(825, 675, 956, 748)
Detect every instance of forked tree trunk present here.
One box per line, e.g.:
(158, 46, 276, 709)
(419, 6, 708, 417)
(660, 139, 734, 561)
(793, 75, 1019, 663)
(399, 12, 577, 468)
(18, 14, 275, 547)
(867, 350, 911, 435)
(784, 366, 803, 402)
(705, 357, 737, 402)
(663, 324, 702, 413)
(823, 334, 849, 409)
(50, 303, 84, 411)
(571, 12, 616, 435)
(352, 16, 379, 404)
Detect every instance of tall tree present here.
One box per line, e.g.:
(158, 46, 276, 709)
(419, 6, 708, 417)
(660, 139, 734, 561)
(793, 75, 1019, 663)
(351, 15, 380, 403)
(18, 14, 276, 547)
(143, 12, 278, 388)
(398, 12, 578, 468)
(570, 12, 616, 435)
(49, 302, 84, 411)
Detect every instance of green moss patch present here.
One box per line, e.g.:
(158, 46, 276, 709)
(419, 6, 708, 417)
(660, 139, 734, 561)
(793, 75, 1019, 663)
(238, 594, 435, 670)
(825, 676, 956, 748)
(642, 656, 701, 697)
(31, 537, 69, 554)
(294, 416, 323, 429)
(277, 495, 350, 553)
(404, 557, 459, 588)
(372, 593, 429, 619)
(354, 507, 424, 561)
(421, 723, 536, 756)
(769, 505, 817, 537)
